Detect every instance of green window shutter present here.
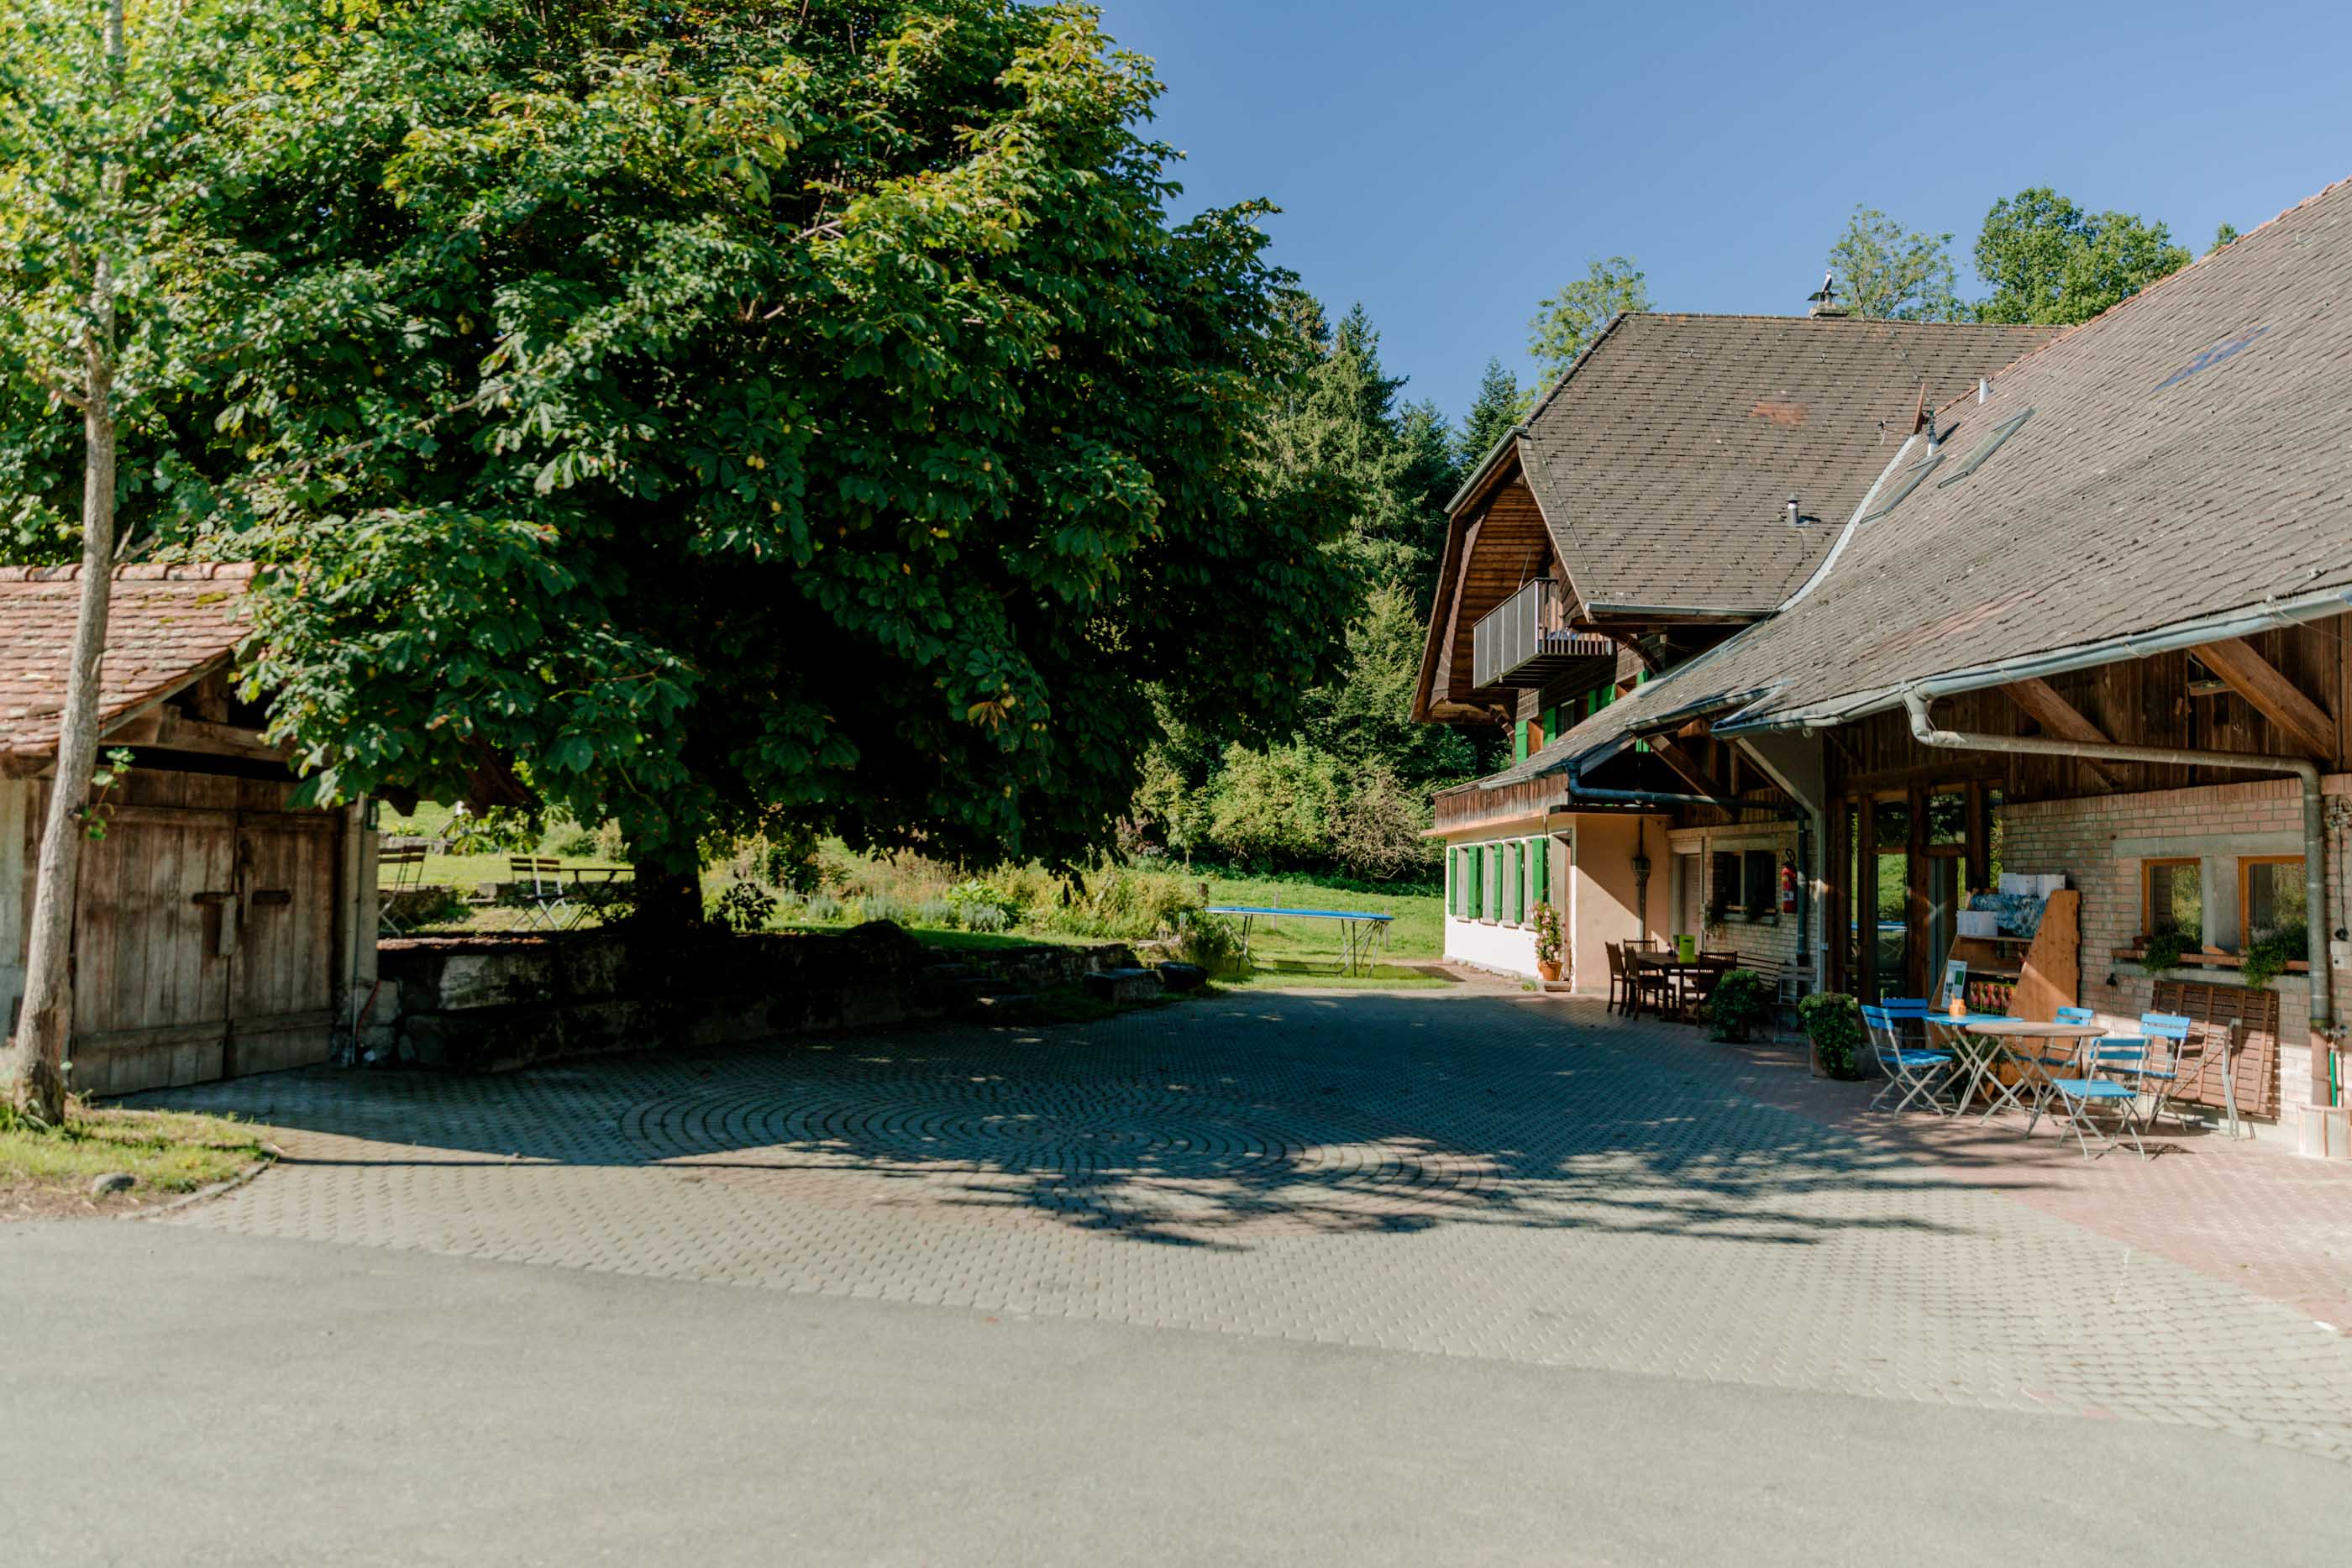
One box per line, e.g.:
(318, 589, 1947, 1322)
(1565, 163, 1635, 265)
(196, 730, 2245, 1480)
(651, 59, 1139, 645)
(1541, 705, 1558, 742)
(1513, 842, 1527, 923)
(1447, 850, 1459, 915)
(1470, 847, 1483, 917)
(1635, 670, 1649, 684)
(1514, 720, 1529, 763)
(1532, 836, 1549, 902)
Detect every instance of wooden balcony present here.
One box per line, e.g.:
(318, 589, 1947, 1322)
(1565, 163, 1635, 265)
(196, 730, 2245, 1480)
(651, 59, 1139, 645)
(1470, 579, 1615, 690)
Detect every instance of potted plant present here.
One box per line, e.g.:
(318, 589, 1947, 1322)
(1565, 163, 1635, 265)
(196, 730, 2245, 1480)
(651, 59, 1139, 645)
(1706, 968, 1772, 1043)
(1798, 992, 1867, 1080)
(2239, 925, 2305, 989)
(2138, 926, 2196, 975)
(1532, 900, 1563, 982)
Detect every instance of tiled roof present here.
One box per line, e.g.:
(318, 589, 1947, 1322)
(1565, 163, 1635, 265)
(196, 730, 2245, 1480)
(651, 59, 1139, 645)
(1511, 173, 2352, 779)
(1520, 313, 2056, 611)
(0, 564, 256, 763)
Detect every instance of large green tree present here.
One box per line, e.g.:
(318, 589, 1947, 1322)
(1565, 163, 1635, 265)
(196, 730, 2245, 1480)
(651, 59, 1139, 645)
(1972, 186, 2192, 325)
(1528, 256, 1649, 382)
(63, 0, 1358, 889)
(1825, 206, 1961, 321)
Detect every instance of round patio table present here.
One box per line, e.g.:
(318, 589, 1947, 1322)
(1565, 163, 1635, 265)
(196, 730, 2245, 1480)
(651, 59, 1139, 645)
(1961, 1019, 2107, 1126)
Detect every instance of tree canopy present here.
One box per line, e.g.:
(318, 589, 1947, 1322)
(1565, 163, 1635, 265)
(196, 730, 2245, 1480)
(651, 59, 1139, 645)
(1528, 256, 1649, 383)
(2, 0, 1365, 874)
(1972, 186, 2192, 325)
(1455, 357, 1527, 472)
(1824, 206, 1961, 322)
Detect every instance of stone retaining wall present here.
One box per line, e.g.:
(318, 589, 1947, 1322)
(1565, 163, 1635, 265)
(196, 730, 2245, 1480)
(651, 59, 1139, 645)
(365, 925, 1137, 1073)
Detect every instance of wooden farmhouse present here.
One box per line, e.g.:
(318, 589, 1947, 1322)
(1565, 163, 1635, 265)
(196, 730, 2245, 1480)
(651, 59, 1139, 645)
(0, 564, 379, 1097)
(1417, 311, 2050, 987)
(1420, 176, 2352, 1152)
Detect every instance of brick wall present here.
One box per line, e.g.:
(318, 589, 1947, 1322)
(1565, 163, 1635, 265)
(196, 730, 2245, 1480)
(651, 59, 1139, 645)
(1999, 774, 2351, 1123)
(1666, 823, 1801, 969)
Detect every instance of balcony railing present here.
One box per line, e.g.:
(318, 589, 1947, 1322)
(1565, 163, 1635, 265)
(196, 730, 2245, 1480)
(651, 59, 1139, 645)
(1470, 579, 1614, 690)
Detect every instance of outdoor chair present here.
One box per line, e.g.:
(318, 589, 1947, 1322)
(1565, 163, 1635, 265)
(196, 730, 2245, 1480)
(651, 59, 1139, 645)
(2082, 1012, 2196, 1130)
(1604, 941, 1630, 1015)
(508, 856, 571, 932)
(377, 839, 429, 936)
(2048, 1037, 2153, 1160)
(1861, 1002, 1955, 1114)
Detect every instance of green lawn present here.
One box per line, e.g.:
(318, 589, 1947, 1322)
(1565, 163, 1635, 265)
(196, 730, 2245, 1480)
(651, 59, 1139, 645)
(2, 1106, 268, 1214)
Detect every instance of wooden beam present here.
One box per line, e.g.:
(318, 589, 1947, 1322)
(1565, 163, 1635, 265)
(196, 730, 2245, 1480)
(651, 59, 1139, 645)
(1646, 736, 1719, 798)
(2002, 678, 2124, 787)
(2192, 637, 2337, 761)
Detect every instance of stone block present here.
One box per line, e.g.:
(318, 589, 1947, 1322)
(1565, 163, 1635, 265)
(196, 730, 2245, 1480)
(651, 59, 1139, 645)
(1083, 967, 1163, 1004)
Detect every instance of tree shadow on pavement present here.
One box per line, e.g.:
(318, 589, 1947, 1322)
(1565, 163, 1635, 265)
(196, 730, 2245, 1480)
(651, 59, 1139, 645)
(129, 992, 2032, 1251)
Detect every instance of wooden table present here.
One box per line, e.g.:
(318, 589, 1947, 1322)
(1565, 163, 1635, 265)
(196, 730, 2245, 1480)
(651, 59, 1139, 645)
(1959, 1019, 2106, 1125)
(1626, 952, 1733, 1021)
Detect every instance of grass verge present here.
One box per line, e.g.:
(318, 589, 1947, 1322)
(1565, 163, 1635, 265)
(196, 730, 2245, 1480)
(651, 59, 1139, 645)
(1, 1104, 269, 1221)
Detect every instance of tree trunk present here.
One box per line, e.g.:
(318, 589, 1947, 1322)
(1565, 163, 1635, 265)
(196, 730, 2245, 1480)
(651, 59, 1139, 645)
(3, 296, 116, 1125)
(628, 860, 704, 935)
(3, 0, 124, 1122)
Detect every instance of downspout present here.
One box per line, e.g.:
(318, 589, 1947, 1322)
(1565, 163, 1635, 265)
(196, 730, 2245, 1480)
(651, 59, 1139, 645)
(1903, 690, 2337, 1107)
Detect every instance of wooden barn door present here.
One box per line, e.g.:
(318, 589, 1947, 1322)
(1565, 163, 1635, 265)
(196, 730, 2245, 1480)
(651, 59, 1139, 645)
(66, 789, 238, 1094)
(222, 798, 341, 1077)
(61, 773, 343, 1096)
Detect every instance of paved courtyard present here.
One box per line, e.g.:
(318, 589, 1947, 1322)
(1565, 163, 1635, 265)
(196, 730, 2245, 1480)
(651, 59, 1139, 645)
(134, 988, 2352, 1461)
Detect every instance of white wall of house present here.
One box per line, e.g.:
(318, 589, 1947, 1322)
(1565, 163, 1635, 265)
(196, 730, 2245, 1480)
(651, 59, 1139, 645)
(1440, 810, 1669, 989)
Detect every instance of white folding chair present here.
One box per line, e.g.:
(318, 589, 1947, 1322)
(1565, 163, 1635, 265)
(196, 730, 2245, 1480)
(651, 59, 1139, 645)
(509, 856, 570, 931)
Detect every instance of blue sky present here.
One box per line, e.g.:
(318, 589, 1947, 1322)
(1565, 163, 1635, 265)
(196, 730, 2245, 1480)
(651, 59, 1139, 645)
(1106, 0, 2352, 424)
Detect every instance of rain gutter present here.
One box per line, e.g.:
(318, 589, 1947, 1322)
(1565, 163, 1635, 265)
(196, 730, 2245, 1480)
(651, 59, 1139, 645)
(1903, 689, 2339, 1109)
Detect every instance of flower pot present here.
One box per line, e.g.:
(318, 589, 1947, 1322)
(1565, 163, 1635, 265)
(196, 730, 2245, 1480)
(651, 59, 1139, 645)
(1537, 959, 1562, 983)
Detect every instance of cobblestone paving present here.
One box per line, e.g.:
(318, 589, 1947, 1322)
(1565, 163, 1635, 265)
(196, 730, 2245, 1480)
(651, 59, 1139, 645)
(139, 991, 2352, 1460)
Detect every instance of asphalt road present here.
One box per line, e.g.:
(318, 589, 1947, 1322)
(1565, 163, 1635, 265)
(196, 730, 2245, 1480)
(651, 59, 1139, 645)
(3, 1219, 2344, 1567)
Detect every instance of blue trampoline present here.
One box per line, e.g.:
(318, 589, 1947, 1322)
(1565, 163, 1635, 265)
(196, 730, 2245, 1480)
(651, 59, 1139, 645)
(1204, 905, 1394, 975)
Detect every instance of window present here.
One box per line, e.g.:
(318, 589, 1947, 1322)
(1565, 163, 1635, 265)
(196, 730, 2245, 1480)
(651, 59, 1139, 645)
(2240, 856, 2307, 947)
(1935, 407, 2034, 488)
(2143, 858, 2202, 938)
(1708, 852, 1738, 920)
(1857, 446, 1944, 524)
(1925, 790, 1966, 847)
(1743, 850, 1776, 919)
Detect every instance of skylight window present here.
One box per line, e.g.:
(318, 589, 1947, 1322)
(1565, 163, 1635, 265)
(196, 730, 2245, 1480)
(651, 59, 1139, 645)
(1856, 446, 1943, 524)
(1935, 406, 2035, 489)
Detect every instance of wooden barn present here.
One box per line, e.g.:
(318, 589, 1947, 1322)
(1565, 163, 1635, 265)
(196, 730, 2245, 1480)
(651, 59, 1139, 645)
(0, 564, 378, 1097)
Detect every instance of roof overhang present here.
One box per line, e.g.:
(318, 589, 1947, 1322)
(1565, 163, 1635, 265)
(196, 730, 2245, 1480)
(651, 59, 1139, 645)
(1711, 586, 2352, 737)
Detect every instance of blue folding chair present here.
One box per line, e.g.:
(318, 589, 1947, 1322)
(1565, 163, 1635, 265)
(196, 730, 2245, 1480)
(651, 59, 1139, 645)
(2047, 1036, 2152, 1160)
(1862, 1003, 1956, 1114)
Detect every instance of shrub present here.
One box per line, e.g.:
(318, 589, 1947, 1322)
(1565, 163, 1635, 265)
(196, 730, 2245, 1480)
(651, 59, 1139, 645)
(1531, 901, 1562, 968)
(946, 877, 1025, 926)
(1177, 912, 1244, 976)
(795, 891, 845, 924)
(914, 898, 960, 930)
(856, 894, 909, 927)
(1797, 993, 1866, 1080)
(1706, 969, 1774, 1043)
(543, 813, 601, 857)
(1327, 762, 1439, 882)
(711, 879, 778, 934)
(961, 903, 1011, 935)
(763, 827, 822, 894)
(1205, 741, 1341, 868)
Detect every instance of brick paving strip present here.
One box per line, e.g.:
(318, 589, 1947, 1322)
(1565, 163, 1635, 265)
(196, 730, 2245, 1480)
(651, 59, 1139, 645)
(134, 990, 2352, 1462)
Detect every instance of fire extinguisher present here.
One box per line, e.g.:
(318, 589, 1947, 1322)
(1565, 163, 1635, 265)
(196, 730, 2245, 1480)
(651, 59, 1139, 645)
(1779, 860, 1798, 915)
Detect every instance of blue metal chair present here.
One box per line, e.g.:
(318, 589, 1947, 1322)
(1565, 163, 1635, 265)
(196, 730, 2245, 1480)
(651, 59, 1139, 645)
(1861, 1003, 1955, 1114)
(2047, 1036, 2153, 1159)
